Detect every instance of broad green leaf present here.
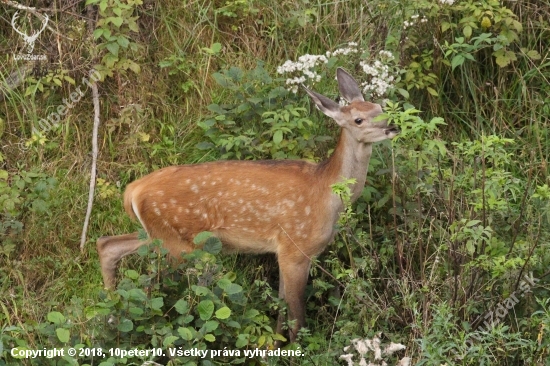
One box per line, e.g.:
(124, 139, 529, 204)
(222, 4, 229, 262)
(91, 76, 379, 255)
(125, 269, 139, 279)
(174, 299, 189, 314)
(451, 55, 465, 70)
(215, 307, 231, 319)
(150, 297, 164, 311)
(204, 236, 222, 254)
(204, 320, 219, 332)
(193, 231, 213, 245)
(198, 300, 214, 320)
(163, 336, 179, 347)
(47, 311, 65, 324)
(204, 334, 215, 342)
(178, 327, 193, 340)
(56, 328, 70, 343)
(118, 318, 134, 332)
(105, 42, 119, 57)
(93, 28, 103, 40)
(273, 130, 283, 145)
(111, 17, 124, 27)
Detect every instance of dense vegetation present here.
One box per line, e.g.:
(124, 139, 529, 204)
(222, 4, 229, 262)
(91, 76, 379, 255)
(1, 0, 549, 365)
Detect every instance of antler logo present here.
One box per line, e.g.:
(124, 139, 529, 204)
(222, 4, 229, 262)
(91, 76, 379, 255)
(11, 11, 49, 54)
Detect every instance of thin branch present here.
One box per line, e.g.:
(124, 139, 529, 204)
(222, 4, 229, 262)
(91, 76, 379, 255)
(80, 80, 100, 252)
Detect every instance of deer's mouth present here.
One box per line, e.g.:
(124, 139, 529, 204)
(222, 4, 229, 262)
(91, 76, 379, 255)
(384, 125, 400, 135)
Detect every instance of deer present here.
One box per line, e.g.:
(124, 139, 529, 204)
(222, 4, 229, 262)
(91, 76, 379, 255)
(96, 67, 400, 343)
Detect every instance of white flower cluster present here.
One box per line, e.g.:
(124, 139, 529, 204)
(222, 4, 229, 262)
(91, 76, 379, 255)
(277, 42, 361, 93)
(359, 50, 396, 98)
(403, 14, 428, 30)
(327, 42, 360, 58)
(339, 334, 410, 366)
(439, 0, 455, 4)
(277, 54, 329, 93)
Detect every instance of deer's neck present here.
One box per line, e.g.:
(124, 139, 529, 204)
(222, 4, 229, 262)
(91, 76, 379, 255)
(319, 128, 373, 202)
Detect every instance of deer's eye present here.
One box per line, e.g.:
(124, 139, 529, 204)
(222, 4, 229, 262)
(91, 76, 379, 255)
(354, 118, 363, 125)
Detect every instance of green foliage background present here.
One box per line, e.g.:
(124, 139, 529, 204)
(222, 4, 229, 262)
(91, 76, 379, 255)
(1, 0, 549, 365)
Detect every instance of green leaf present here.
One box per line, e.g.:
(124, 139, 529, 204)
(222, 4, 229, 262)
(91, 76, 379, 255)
(494, 49, 516, 67)
(118, 318, 134, 332)
(127, 60, 141, 74)
(56, 328, 70, 343)
(163, 336, 179, 347)
(397, 88, 409, 99)
(63, 75, 76, 85)
(273, 130, 283, 145)
(111, 17, 124, 27)
(196, 142, 214, 150)
(463, 25, 472, 38)
(466, 240, 475, 255)
(117, 36, 130, 48)
(236, 334, 249, 348)
(204, 334, 215, 342)
(93, 28, 104, 40)
(105, 42, 119, 57)
(451, 55, 465, 70)
(193, 231, 213, 245)
(99, 0, 108, 12)
(47, 311, 65, 324)
(426, 87, 439, 96)
(198, 300, 214, 320)
(525, 49, 541, 60)
(204, 320, 219, 332)
(178, 327, 193, 340)
(219, 282, 243, 295)
(466, 220, 482, 227)
(193, 285, 210, 296)
(125, 269, 139, 279)
(150, 297, 164, 311)
(174, 299, 189, 314)
(215, 307, 232, 319)
(204, 236, 222, 254)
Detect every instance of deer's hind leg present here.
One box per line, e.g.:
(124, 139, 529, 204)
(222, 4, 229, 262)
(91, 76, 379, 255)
(97, 232, 150, 289)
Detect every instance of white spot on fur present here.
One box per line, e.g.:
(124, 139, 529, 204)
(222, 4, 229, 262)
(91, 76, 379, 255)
(170, 198, 177, 205)
(173, 216, 179, 223)
(297, 195, 304, 203)
(185, 179, 191, 184)
(161, 203, 167, 209)
(157, 190, 164, 196)
(305, 206, 311, 216)
(191, 184, 199, 193)
(154, 208, 161, 216)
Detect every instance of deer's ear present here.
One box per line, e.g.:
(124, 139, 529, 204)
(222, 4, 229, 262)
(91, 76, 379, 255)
(337, 68, 364, 103)
(303, 86, 343, 123)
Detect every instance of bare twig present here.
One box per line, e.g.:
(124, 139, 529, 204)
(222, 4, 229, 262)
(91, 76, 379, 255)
(80, 80, 100, 251)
